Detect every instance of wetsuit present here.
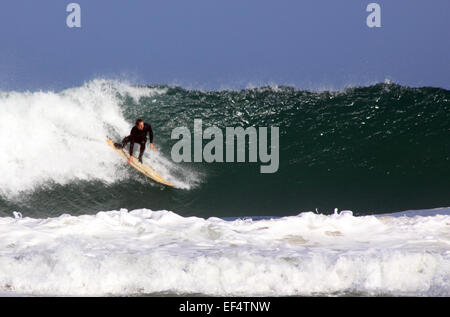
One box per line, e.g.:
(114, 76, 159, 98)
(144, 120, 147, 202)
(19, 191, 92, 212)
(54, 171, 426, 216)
(121, 123, 153, 162)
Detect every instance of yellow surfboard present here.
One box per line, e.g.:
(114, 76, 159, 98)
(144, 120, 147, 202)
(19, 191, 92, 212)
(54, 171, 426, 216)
(107, 138, 174, 187)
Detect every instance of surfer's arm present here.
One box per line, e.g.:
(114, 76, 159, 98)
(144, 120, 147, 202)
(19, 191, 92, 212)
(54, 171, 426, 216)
(147, 125, 156, 150)
(147, 124, 154, 144)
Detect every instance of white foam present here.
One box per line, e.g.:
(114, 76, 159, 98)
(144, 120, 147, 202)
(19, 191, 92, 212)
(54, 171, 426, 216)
(0, 79, 194, 197)
(0, 208, 448, 296)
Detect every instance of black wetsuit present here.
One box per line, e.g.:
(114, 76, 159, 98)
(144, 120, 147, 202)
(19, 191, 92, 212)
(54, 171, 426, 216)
(121, 123, 153, 161)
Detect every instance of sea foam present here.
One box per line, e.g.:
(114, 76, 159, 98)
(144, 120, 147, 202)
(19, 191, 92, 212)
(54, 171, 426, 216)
(0, 208, 448, 296)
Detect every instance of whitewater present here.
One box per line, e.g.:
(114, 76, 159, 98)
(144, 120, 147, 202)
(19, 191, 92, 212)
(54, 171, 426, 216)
(0, 207, 449, 296)
(0, 80, 200, 200)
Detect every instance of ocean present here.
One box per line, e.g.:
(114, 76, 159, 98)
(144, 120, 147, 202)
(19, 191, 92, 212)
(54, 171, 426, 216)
(0, 79, 448, 296)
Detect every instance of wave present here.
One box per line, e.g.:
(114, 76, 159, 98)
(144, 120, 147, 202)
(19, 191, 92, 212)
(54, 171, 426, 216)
(0, 79, 448, 218)
(0, 207, 449, 296)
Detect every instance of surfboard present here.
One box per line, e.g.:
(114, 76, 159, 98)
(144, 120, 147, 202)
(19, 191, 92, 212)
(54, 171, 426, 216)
(107, 138, 174, 187)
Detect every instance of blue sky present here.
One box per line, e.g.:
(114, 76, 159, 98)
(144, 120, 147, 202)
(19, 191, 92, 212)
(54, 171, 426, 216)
(0, 0, 449, 91)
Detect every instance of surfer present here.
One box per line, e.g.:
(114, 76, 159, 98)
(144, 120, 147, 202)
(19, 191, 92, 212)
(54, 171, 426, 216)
(115, 118, 155, 163)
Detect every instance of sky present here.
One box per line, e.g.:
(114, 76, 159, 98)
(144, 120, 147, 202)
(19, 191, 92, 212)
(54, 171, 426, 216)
(0, 0, 449, 91)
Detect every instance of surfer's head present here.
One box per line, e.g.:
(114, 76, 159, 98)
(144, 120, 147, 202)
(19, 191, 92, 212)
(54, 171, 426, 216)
(136, 118, 144, 130)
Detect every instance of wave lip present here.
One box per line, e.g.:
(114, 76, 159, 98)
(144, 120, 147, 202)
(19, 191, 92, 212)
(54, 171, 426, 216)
(0, 208, 448, 296)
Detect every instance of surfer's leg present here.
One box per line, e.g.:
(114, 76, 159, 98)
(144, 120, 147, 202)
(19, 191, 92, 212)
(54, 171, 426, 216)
(114, 136, 129, 149)
(121, 136, 131, 148)
(129, 141, 135, 157)
(121, 136, 135, 156)
(138, 141, 146, 163)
